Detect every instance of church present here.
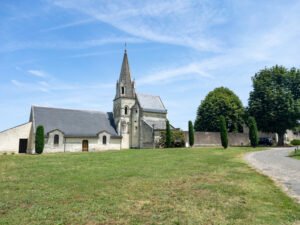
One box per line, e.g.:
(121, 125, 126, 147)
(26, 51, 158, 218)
(0, 49, 169, 154)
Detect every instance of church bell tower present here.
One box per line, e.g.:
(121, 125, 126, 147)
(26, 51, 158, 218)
(113, 48, 136, 148)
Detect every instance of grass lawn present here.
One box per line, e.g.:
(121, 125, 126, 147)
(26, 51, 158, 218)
(290, 148, 300, 160)
(1, 148, 300, 225)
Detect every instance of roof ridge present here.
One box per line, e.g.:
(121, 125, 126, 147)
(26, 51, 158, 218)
(32, 105, 107, 114)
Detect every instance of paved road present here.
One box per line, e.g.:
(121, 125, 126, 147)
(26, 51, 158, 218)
(245, 148, 300, 203)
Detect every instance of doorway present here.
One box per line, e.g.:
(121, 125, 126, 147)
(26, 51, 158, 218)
(82, 140, 89, 152)
(19, 139, 28, 153)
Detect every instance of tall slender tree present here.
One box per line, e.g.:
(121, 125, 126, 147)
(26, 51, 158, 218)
(248, 117, 259, 147)
(35, 125, 45, 154)
(219, 116, 228, 149)
(188, 120, 194, 147)
(165, 120, 171, 148)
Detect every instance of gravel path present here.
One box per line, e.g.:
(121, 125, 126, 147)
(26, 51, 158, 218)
(245, 148, 300, 203)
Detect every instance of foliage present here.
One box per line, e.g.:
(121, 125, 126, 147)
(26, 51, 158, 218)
(188, 120, 194, 147)
(290, 139, 300, 146)
(248, 66, 300, 146)
(159, 129, 185, 148)
(219, 116, 228, 149)
(248, 117, 259, 147)
(165, 120, 172, 148)
(35, 125, 44, 154)
(195, 87, 245, 132)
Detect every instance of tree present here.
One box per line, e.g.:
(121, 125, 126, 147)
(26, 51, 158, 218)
(248, 117, 258, 147)
(248, 66, 300, 146)
(219, 116, 228, 149)
(35, 125, 45, 154)
(188, 121, 194, 147)
(165, 120, 171, 148)
(195, 87, 245, 132)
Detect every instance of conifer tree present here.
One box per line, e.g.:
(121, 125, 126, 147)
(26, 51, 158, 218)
(35, 125, 44, 154)
(248, 117, 259, 147)
(219, 116, 228, 149)
(165, 120, 171, 148)
(188, 120, 194, 147)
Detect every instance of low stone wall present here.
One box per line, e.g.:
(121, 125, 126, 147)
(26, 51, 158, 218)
(184, 131, 250, 147)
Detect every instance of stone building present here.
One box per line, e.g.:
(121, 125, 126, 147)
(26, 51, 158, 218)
(0, 49, 168, 153)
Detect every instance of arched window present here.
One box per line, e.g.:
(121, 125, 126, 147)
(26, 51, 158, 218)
(54, 134, 59, 146)
(121, 86, 125, 94)
(102, 135, 107, 145)
(124, 106, 128, 115)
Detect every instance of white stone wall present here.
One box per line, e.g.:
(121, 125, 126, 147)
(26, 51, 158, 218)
(0, 122, 32, 153)
(42, 133, 121, 153)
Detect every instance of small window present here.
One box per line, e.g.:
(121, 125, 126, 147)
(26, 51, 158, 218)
(136, 109, 138, 113)
(124, 106, 128, 115)
(54, 134, 59, 145)
(102, 135, 107, 145)
(121, 86, 125, 94)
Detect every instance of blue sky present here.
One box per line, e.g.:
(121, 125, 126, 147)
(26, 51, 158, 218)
(1, 0, 300, 131)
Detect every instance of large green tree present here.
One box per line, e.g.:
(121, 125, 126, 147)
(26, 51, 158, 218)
(248, 66, 300, 146)
(195, 87, 245, 132)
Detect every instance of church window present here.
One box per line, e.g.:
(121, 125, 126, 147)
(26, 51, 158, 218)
(121, 86, 125, 95)
(136, 109, 138, 113)
(135, 126, 138, 130)
(54, 134, 59, 146)
(124, 106, 128, 115)
(102, 135, 107, 145)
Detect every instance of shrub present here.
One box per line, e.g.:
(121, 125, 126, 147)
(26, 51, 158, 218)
(35, 125, 45, 154)
(219, 116, 228, 149)
(159, 130, 185, 148)
(291, 139, 300, 146)
(248, 117, 258, 147)
(188, 120, 194, 147)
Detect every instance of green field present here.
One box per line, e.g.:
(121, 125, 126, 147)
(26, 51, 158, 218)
(1, 148, 300, 225)
(290, 148, 300, 160)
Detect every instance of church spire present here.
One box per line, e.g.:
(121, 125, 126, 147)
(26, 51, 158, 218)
(119, 47, 131, 83)
(115, 47, 135, 100)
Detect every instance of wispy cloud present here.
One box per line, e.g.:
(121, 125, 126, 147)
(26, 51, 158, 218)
(28, 70, 47, 77)
(40, 18, 96, 32)
(138, 63, 213, 85)
(1, 37, 144, 52)
(51, 0, 225, 51)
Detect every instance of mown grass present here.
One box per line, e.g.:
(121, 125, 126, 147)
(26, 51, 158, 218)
(0, 147, 300, 225)
(290, 148, 300, 160)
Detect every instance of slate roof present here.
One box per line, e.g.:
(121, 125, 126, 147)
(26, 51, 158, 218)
(136, 93, 167, 113)
(31, 106, 118, 137)
(143, 119, 166, 130)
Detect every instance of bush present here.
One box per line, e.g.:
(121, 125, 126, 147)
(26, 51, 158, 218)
(35, 125, 45, 154)
(291, 139, 300, 146)
(159, 130, 185, 148)
(219, 116, 228, 149)
(188, 121, 194, 147)
(248, 117, 258, 147)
